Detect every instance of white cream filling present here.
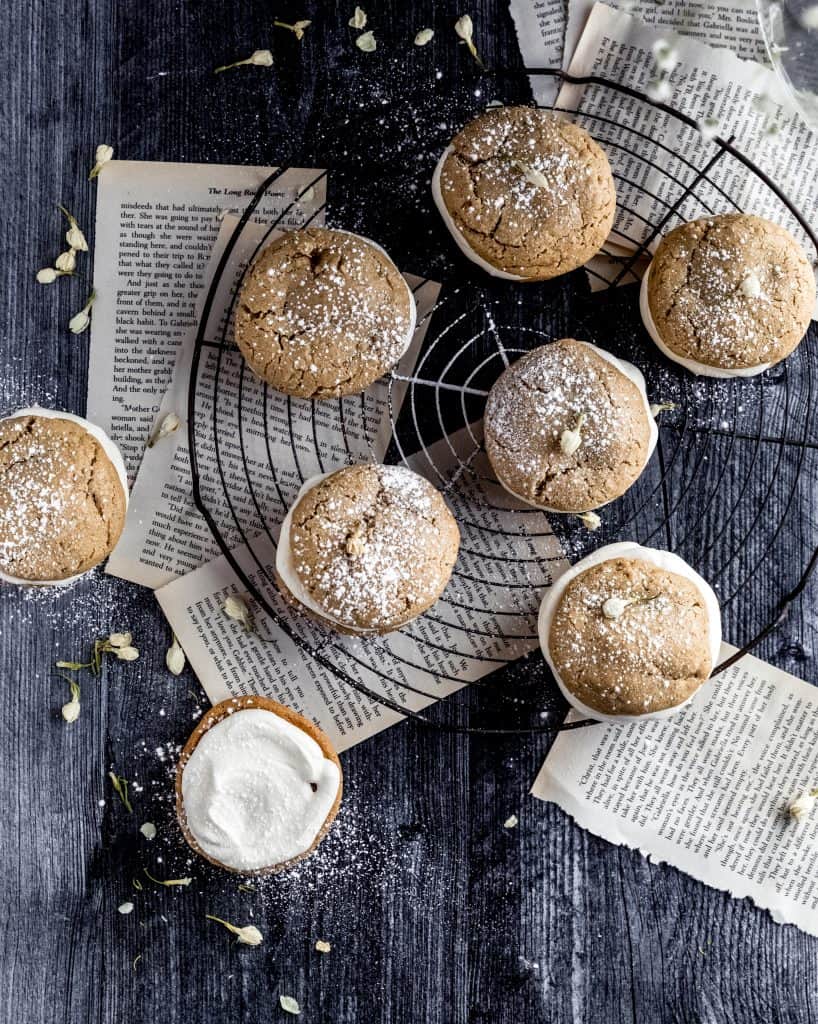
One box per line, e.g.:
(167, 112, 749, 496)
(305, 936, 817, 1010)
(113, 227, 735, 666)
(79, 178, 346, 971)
(493, 341, 658, 514)
(276, 471, 423, 635)
(313, 228, 417, 364)
(538, 541, 722, 723)
(0, 407, 129, 587)
(181, 708, 340, 872)
(639, 262, 771, 379)
(432, 145, 530, 281)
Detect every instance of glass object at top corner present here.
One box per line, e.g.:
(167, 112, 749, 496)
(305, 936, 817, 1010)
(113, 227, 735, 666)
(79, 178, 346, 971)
(757, 0, 818, 131)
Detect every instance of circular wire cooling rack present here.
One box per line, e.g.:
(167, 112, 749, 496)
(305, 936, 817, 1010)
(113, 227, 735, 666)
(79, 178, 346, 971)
(187, 70, 818, 735)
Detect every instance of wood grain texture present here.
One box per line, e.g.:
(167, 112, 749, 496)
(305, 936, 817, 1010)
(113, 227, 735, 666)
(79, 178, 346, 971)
(2, 2, 818, 1022)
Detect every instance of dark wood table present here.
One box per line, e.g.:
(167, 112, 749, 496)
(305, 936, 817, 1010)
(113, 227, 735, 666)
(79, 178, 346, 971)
(4, 2, 818, 1021)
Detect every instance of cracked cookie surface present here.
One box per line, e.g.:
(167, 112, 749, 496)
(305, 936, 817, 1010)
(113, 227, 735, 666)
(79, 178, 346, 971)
(484, 340, 652, 512)
(279, 464, 460, 634)
(647, 213, 815, 370)
(549, 557, 713, 716)
(435, 106, 616, 280)
(0, 415, 126, 581)
(235, 227, 414, 399)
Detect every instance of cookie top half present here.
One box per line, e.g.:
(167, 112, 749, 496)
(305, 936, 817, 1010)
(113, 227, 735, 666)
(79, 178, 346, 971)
(434, 106, 616, 280)
(646, 213, 815, 372)
(235, 227, 415, 398)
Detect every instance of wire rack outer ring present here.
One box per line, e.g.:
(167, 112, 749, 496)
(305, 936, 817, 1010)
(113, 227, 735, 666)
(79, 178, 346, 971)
(188, 70, 818, 734)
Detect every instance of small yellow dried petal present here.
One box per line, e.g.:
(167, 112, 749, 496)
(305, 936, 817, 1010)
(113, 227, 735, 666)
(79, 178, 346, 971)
(356, 30, 376, 52)
(414, 28, 434, 45)
(108, 632, 132, 648)
(349, 6, 367, 28)
(55, 249, 77, 272)
(315, 939, 331, 953)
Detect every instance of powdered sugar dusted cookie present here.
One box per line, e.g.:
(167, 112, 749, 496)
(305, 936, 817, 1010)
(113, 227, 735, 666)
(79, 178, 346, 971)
(235, 227, 416, 398)
(483, 340, 657, 513)
(276, 464, 460, 634)
(0, 408, 128, 585)
(641, 213, 816, 377)
(539, 542, 721, 721)
(432, 106, 616, 280)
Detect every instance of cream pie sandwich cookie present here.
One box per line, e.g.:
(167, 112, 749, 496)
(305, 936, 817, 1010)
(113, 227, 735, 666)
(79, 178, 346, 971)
(276, 463, 460, 635)
(176, 695, 342, 875)
(0, 407, 128, 585)
(640, 213, 816, 378)
(432, 105, 616, 281)
(483, 339, 657, 513)
(235, 227, 416, 398)
(539, 542, 721, 722)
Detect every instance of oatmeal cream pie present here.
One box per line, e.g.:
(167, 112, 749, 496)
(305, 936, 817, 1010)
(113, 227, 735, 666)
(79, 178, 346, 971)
(0, 408, 128, 585)
(539, 542, 722, 721)
(176, 695, 342, 874)
(640, 213, 816, 377)
(275, 463, 460, 635)
(432, 105, 616, 280)
(483, 339, 657, 513)
(235, 227, 416, 398)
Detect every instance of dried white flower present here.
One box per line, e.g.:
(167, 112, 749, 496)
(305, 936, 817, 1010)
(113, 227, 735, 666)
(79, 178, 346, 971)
(787, 789, 818, 823)
(349, 6, 367, 28)
(89, 143, 114, 180)
(206, 915, 263, 945)
(118, 902, 135, 915)
(503, 814, 519, 829)
(697, 115, 720, 141)
(315, 939, 331, 953)
(58, 205, 88, 252)
(355, 30, 376, 52)
(68, 290, 97, 334)
(275, 19, 311, 40)
(166, 634, 185, 676)
(147, 412, 181, 448)
(740, 272, 763, 299)
(414, 28, 434, 46)
(116, 646, 140, 662)
(139, 822, 157, 841)
(560, 412, 586, 457)
(509, 160, 549, 189)
(107, 632, 132, 649)
(61, 680, 81, 723)
(646, 77, 672, 103)
(652, 39, 678, 72)
(280, 995, 301, 1015)
(36, 267, 71, 284)
(650, 402, 677, 417)
(602, 597, 631, 619)
(55, 250, 77, 273)
(214, 49, 273, 73)
(223, 594, 254, 631)
(576, 511, 601, 531)
(455, 14, 483, 67)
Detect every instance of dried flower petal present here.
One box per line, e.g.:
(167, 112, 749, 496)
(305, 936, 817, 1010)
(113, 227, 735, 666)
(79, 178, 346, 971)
(206, 915, 263, 945)
(503, 814, 518, 829)
(787, 789, 817, 822)
(560, 413, 586, 457)
(349, 6, 367, 28)
(576, 511, 601, 531)
(166, 635, 185, 675)
(118, 902, 135, 915)
(58, 205, 88, 252)
(355, 30, 376, 52)
(89, 143, 114, 180)
(280, 996, 301, 1015)
(62, 679, 81, 723)
(740, 272, 763, 299)
(454, 13, 483, 67)
(108, 632, 132, 649)
(223, 594, 255, 632)
(214, 49, 273, 73)
(116, 646, 139, 662)
(68, 290, 97, 334)
(315, 939, 331, 953)
(513, 161, 550, 189)
(652, 39, 678, 72)
(275, 19, 311, 40)
(650, 402, 676, 417)
(147, 412, 181, 448)
(55, 250, 77, 272)
(109, 771, 133, 813)
(602, 597, 630, 619)
(37, 267, 66, 284)
(414, 28, 434, 46)
(140, 822, 157, 841)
